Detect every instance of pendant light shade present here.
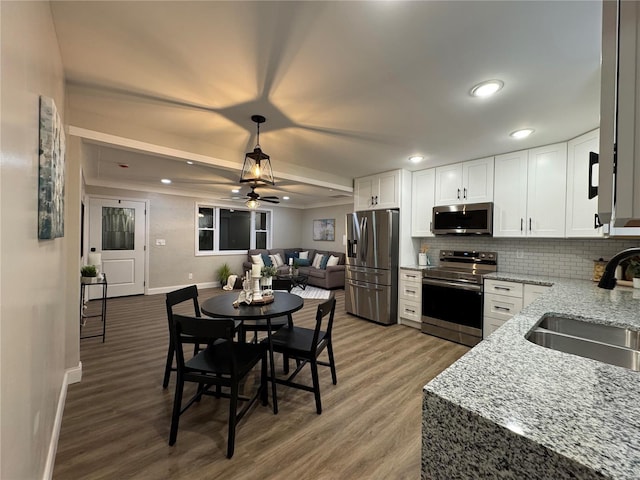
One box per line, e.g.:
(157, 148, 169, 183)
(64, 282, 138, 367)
(240, 115, 275, 185)
(245, 198, 260, 209)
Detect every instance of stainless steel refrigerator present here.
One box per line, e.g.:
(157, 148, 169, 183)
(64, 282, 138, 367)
(345, 209, 399, 325)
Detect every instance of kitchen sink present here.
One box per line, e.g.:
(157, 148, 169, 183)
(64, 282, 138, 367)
(537, 315, 640, 350)
(526, 315, 640, 372)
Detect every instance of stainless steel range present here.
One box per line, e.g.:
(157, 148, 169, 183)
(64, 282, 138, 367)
(422, 249, 497, 347)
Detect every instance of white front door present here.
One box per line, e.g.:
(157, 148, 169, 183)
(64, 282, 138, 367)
(89, 197, 146, 298)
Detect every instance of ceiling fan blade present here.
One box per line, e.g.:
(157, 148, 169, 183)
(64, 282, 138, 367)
(261, 198, 280, 204)
(260, 196, 279, 200)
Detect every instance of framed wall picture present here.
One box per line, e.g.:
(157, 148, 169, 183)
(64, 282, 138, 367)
(313, 218, 335, 241)
(38, 95, 66, 239)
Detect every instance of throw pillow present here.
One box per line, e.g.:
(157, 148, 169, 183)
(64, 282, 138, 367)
(299, 250, 309, 260)
(327, 254, 340, 267)
(320, 255, 330, 270)
(271, 253, 285, 267)
(285, 251, 299, 265)
(297, 258, 311, 266)
(312, 253, 324, 269)
(261, 253, 273, 267)
(251, 254, 265, 266)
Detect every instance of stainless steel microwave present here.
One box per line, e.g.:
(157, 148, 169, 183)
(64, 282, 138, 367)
(432, 202, 493, 235)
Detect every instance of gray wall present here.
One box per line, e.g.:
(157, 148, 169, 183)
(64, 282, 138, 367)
(413, 236, 640, 280)
(301, 203, 353, 254)
(86, 186, 304, 289)
(1, 2, 77, 478)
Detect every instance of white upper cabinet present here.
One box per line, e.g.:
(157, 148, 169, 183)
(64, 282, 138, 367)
(527, 143, 567, 237)
(411, 168, 436, 237)
(566, 129, 603, 237)
(493, 150, 529, 236)
(354, 170, 401, 210)
(434, 157, 494, 206)
(494, 143, 567, 237)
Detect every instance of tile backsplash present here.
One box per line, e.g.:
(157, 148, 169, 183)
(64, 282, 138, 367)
(419, 237, 640, 280)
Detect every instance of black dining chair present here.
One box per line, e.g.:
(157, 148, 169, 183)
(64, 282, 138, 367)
(239, 278, 294, 343)
(270, 296, 337, 414)
(169, 314, 267, 458)
(163, 285, 203, 389)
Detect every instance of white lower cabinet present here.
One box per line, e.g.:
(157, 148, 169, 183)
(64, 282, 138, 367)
(399, 269, 422, 329)
(483, 279, 550, 339)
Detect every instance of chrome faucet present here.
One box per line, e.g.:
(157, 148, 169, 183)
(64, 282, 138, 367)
(598, 247, 640, 290)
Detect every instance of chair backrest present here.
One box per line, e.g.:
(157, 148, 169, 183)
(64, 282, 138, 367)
(172, 314, 237, 371)
(166, 285, 201, 317)
(312, 296, 336, 352)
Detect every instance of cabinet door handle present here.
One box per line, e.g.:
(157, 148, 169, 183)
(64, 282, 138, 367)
(406, 289, 416, 294)
(588, 151, 599, 199)
(406, 309, 415, 314)
(374, 195, 378, 205)
(520, 218, 523, 232)
(594, 213, 603, 229)
(457, 188, 461, 200)
(495, 306, 511, 312)
(463, 187, 467, 199)
(494, 286, 511, 291)
(529, 218, 532, 231)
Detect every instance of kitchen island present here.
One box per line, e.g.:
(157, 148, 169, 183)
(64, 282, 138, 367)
(422, 273, 640, 479)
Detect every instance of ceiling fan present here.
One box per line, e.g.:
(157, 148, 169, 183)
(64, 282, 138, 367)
(246, 184, 279, 206)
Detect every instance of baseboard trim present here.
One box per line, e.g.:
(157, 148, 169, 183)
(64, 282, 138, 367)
(43, 362, 82, 480)
(147, 281, 218, 296)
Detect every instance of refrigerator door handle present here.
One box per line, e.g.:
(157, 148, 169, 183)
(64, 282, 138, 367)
(360, 216, 368, 262)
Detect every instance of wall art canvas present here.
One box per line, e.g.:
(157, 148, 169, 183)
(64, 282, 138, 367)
(38, 95, 65, 239)
(313, 218, 335, 241)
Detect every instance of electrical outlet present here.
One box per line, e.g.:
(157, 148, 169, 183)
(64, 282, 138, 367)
(188, 273, 193, 279)
(155, 239, 166, 246)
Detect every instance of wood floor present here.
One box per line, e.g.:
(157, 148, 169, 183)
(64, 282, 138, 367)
(54, 288, 469, 480)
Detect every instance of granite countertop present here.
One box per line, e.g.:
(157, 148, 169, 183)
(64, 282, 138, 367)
(423, 274, 640, 478)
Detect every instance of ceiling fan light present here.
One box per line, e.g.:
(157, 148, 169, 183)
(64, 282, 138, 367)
(470, 80, 504, 98)
(245, 198, 260, 209)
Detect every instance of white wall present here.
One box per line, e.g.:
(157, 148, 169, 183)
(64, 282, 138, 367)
(0, 2, 77, 478)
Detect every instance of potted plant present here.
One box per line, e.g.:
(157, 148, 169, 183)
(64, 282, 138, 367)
(81, 265, 97, 283)
(216, 263, 232, 288)
(293, 260, 300, 276)
(261, 265, 277, 296)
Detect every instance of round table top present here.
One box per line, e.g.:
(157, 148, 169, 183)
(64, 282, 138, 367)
(201, 291, 304, 320)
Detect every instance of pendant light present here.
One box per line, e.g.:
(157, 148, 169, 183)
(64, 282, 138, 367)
(240, 115, 275, 186)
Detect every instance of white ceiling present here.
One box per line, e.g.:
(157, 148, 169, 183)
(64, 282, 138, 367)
(50, 1, 602, 208)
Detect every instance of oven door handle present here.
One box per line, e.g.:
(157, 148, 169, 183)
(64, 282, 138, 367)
(422, 278, 482, 292)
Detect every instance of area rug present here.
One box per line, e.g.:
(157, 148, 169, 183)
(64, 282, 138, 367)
(290, 285, 331, 299)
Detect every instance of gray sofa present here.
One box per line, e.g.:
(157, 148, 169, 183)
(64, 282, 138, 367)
(243, 248, 345, 290)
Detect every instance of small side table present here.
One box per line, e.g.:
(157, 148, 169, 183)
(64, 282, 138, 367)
(80, 275, 108, 342)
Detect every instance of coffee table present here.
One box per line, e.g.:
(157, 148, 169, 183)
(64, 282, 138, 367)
(276, 273, 309, 290)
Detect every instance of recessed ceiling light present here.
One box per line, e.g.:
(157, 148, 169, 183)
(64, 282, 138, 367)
(510, 128, 534, 139)
(231, 189, 240, 194)
(161, 178, 172, 184)
(409, 155, 424, 163)
(470, 80, 504, 98)
(283, 196, 290, 200)
(186, 161, 194, 165)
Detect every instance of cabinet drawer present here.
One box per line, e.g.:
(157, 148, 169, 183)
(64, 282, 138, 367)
(523, 284, 550, 306)
(400, 270, 422, 284)
(483, 293, 523, 321)
(399, 282, 421, 302)
(483, 315, 507, 339)
(399, 299, 421, 322)
(484, 279, 523, 298)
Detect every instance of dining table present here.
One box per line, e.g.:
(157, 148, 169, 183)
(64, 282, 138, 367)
(200, 291, 304, 414)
